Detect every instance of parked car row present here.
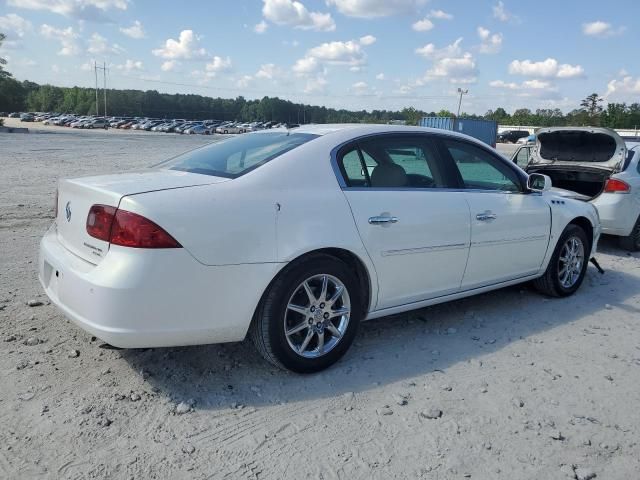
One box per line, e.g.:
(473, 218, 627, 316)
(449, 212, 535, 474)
(3, 112, 300, 135)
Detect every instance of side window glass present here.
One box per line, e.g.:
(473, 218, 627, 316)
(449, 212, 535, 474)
(514, 147, 531, 168)
(358, 136, 445, 188)
(340, 148, 368, 186)
(444, 140, 521, 192)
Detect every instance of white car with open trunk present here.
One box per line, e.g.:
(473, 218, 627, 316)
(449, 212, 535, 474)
(513, 127, 640, 250)
(40, 124, 601, 372)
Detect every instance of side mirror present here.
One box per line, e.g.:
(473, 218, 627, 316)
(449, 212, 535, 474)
(527, 173, 552, 192)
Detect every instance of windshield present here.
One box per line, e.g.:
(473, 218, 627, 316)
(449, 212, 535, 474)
(161, 132, 318, 178)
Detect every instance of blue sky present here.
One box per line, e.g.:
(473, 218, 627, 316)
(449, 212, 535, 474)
(0, 0, 638, 114)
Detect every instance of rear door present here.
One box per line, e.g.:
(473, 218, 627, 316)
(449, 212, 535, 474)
(437, 137, 551, 289)
(338, 134, 471, 309)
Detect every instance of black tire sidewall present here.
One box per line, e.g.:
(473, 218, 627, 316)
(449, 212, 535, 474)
(549, 225, 591, 296)
(264, 257, 362, 373)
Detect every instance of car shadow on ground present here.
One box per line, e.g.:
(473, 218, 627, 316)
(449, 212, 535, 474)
(118, 252, 638, 412)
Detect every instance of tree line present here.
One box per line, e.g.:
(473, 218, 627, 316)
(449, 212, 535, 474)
(1, 35, 639, 128)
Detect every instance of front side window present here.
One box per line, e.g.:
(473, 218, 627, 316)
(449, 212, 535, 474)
(514, 146, 532, 168)
(162, 132, 318, 178)
(338, 135, 446, 188)
(443, 139, 522, 192)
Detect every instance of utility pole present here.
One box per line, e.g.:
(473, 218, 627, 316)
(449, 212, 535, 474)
(94, 61, 99, 116)
(103, 61, 107, 119)
(456, 88, 468, 117)
(94, 62, 108, 119)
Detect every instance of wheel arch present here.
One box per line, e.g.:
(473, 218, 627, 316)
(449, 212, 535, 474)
(252, 247, 374, 325)
(569, 216, 594, 253)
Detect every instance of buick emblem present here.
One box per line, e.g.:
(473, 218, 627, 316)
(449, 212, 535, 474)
(65, 201, 72, 222)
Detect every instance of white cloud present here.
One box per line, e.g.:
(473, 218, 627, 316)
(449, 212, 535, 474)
(426, 53, 477, 84)
(582, 21, 625, 38)
(376, 73, 385, 80)
(606, 76, 640, 97)
(161, 60, 176, 71)
(493, 1, 516, 22)
(509, 58, 584, 79)
(304, 76, 328, 93)
(262, 0, 335, 31)
(120, 20, 144, 39)
(412, 18, 433, 32)
(116, 59, 143, 72)
(428, 9, 453, 20)
(490, 79, 560, 100)
(39, 24, 80, 56)
(292, 56, 320, 75)
(255, 63, 284, 80)
(152, 30, 207, 62)
(477, 26, 502, 54)
(326, 0, 425, 18)
(254, 20, 268, 33)
(0, 14, 32, 37)
(359, 35, 376, 46)
(352, 81, 368, 94)
(87, 32, 124, 55)
(236, 75, 253, 89)
(415, 38, 463, 59)
(8, 0, 127, 21)
(307, 39, 365, 66)
(205, 56, 232, 76)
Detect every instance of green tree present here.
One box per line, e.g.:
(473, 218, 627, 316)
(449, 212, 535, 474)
(580, 93, 603, 125)
(0, 32, 11, 79)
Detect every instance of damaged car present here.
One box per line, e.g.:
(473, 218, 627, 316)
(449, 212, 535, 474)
(513, 127, 640, 250)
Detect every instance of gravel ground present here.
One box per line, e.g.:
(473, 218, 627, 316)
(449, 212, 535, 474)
(1, 122, 639, 480)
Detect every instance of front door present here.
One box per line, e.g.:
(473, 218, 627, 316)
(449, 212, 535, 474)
(337, 134, 471, 309)
(439, 137, 551, 289)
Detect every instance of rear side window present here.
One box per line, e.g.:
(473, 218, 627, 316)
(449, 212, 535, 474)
(338, 135, 446, 188)
(163, 132, 318, 178)
(443, 139, 522, 192)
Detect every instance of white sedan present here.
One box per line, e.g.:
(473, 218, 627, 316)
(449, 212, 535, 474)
(39, 125, 601, 372)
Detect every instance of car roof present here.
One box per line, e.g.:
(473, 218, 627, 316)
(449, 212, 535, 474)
(269, 123, 471, 138)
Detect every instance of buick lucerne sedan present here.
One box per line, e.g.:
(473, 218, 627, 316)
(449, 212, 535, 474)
(39, 125, 601, 372)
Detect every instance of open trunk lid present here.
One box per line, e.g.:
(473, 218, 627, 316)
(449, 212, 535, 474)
(55, 170, 228, 264)
(529, 127, 627, 172)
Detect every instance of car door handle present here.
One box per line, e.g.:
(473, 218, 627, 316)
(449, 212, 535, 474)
(368, 216, 399, 225)
(476, 211, 497, 221)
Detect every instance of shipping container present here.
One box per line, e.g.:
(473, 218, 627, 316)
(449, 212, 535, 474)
(419, 116, 498, 147)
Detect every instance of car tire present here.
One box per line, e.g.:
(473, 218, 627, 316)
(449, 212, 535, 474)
(250, 254, 362, 373)
(533, 224, 591, 297)
(619, 215, 640, 251)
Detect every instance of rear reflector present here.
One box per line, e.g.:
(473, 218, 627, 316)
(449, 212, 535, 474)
(86, 204, 181, 248)
(604, 178, 630, 193)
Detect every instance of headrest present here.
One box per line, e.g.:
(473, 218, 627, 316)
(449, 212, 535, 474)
(370, 162, 407, 188)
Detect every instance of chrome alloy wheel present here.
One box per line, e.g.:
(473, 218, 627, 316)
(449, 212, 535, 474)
(558, 236, 585, 289)
(284, 274, 351, 358)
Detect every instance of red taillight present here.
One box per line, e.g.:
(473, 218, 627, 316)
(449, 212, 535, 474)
(86, 205, 117, 241)
(604, 178, 630, 193)
(86, 205, 181, 248)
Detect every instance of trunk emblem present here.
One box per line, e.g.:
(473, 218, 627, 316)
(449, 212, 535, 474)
(65, 202, 72, 222)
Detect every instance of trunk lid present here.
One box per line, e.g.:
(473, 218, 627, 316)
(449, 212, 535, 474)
(55, 169, 228, 263)
(529, 127, 627, 172)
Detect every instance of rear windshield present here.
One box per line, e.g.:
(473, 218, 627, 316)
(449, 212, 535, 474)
(161, 132, 318, 178)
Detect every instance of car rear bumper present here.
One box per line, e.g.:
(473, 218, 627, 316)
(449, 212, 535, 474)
(592, 193, 638, 237)
(39, 224, 282, 348)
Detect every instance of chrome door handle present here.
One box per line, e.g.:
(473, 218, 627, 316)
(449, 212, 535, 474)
(368, 216, 399, 225)
(476, 211, 497, 221)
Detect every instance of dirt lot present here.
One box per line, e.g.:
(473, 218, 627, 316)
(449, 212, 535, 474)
(1, 123, 639, 480)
